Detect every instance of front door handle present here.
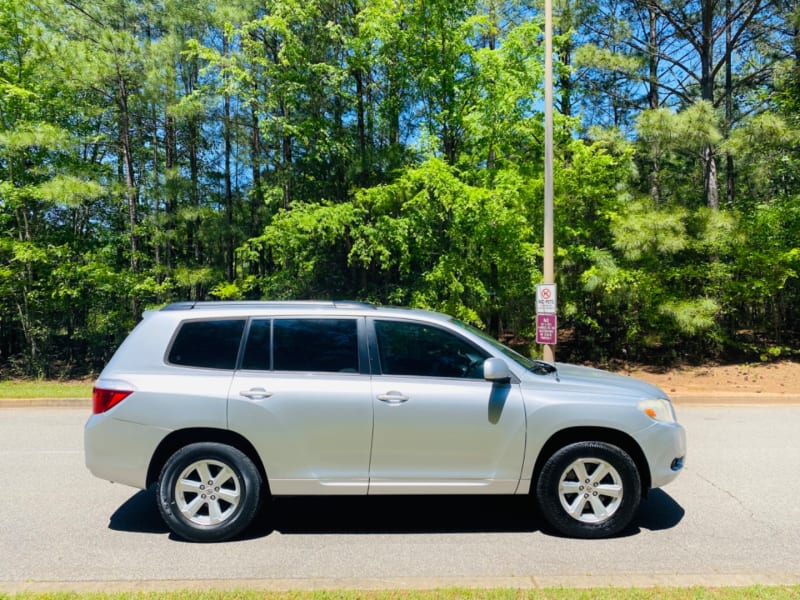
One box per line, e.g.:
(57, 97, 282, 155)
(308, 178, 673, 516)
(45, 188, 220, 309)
(377, 391, 409, 404)
(240, 387, 273, 399)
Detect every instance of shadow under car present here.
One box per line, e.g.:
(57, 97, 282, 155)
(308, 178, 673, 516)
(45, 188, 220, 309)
(109, 487, 683, 541)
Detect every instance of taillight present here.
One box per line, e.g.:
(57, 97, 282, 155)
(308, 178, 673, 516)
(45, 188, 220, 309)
(92, 387, 133, 414)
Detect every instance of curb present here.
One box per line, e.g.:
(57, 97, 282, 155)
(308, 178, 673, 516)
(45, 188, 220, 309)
(0, 398, 91, 408)
(3, 573, 800, 593)
(670, 393, 800, 405)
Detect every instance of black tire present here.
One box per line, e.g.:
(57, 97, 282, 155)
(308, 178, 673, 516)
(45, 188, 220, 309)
(535, 441, 641, 539)
(157, 442, 263, 542)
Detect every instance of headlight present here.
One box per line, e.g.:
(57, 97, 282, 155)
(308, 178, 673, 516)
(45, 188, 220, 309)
(638, 398, 676, 423)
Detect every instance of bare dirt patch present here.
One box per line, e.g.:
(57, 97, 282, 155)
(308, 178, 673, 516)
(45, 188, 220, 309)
(616, 360, 800, 398)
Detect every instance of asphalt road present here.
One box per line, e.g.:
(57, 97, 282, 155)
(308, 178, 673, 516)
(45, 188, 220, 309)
(2, 404, 800, 592)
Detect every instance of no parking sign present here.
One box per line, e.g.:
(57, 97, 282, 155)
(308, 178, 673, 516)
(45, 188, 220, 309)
(536, 313, 557, 345)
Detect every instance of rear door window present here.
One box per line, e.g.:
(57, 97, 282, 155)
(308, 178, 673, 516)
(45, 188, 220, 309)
(241, 318, 359, 373)
(167, 319, 246, 369)
(275, 319, 358, 372)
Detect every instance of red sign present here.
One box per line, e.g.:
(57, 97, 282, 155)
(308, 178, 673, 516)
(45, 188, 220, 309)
(536, 314, 558, 345)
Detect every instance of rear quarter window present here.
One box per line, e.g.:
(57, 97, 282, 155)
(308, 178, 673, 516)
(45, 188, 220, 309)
(167, 319, 246, 369)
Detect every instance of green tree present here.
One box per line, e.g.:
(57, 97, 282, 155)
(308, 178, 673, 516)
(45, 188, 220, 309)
(0, 0, 132, 375)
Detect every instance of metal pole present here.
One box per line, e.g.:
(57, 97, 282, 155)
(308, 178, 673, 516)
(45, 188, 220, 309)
(543, 0, 555, 363)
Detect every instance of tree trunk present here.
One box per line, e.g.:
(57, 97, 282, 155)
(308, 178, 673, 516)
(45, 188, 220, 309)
(651, 153, 661, 204)
(117, 74, 139, 273)
(250, 106, 263, 238)
(648, 5, 659, 109)
(704, 144, 720, 209)
(281, 97, 292, 209)
(184, 52, 201, 264)
(151, 106, 161, 275)
(557, 0, 573, 117)
(700, 0, 719, 208)
(355, 67, 368, 186)
(223, 32, 234, 282)
(725, 0, 734, 206)
(165, 113, 177, 269)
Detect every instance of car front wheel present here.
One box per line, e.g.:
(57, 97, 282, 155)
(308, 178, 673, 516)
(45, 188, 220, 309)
(536, 441, 641, 539)
(157, 442, 262, 542)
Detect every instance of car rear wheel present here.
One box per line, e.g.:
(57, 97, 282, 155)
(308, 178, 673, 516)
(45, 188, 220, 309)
(536, 441, 641, 539)
(157, 442, 262, 542)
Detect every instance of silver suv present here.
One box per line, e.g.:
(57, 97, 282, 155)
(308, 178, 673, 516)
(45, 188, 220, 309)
(85, 301, 685, 541)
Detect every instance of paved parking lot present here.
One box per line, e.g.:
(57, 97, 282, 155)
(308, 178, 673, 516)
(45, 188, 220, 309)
(2, 404, 800, 592)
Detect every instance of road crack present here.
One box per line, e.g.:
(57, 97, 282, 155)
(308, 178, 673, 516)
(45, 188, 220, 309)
(695, 472, 778, 534)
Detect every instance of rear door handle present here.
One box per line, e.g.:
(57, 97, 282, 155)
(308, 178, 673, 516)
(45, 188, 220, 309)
(377, 391, 409, 404)
(240, 387, 273, 399)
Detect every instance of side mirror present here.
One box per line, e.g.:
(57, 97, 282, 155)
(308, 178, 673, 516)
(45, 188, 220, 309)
(483, 358, 513, 382)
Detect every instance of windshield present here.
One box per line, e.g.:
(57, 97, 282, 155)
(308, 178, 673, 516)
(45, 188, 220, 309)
(449, 318, 537, 370)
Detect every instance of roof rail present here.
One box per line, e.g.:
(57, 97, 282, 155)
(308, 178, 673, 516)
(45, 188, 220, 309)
(332, 300, 377, 310)
(160, 300, 376, 311)
(161, 301, 198, 311)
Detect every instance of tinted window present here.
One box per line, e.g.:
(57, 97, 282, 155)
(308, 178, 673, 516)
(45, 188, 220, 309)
(241, 319, 271, 370)
(374, 320, 488, 378)
(168, 319, 245, 369)
(273, 319, 358, 373)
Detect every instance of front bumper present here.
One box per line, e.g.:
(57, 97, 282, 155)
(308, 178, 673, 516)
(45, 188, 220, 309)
(633, 420, 687, 489)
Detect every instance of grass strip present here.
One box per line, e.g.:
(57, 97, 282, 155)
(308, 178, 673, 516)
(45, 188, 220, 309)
(2, 587, 800, 600)
(0, 380, 92, 399)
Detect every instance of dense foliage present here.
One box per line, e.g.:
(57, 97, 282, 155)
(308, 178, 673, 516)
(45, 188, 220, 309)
(1, 0, 799, 377)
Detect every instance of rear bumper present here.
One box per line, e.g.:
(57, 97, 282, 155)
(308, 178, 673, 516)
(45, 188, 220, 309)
(84, 413, 167, 489)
